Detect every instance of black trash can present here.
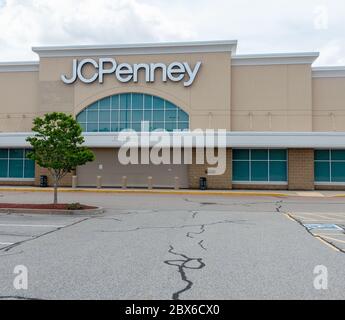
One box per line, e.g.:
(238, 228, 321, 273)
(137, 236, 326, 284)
(40, 175, 48, 188)
(199, 177, 207, 190)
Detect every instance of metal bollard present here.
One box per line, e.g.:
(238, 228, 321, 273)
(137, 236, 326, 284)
(122, 176, 128, 189)
(97, 176, 102, 189)
(148, 176, 153, 190)
(72, 175, 78, 189)
(174, 176, 180, 190)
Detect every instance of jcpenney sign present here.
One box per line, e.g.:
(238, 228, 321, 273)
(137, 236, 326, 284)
(61, 58, 202, 87)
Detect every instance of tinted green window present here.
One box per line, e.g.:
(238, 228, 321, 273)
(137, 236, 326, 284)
(0, 149, 35, 179)
(77, 111, 86, 122)
(315, 162, 330, 182)
(153, 110, 164, 122)
(132, 110, 143, 122)
(315, 150, 329, 161)
(99, 123, 110, 132)
(88, 104, 98, 111)
(10, 149, 23, 159)
(153, 97, 164, 109)
(153, 122, 165, 130)
(270, 149, 287, 160)
(99, 97, 111, 109)
(251, 161, 268, 181)
(0, 159, 8, 177)
(315, 150, 345, 183)
(166, 109, 177, 121)
(87, 123, 98, 132)
(233, 149, 249, 160)
(9, 160, 23, 178)
(178, 110, 189, 122)
(144, 95, 152, 109)
(331, 150, 345, 161)
(24, 160, 35, 178)
(251, 149, 268, 160)
(144, 110, 152, 121)
(132, 93, 143, 109)
(120, 94, 128, 109)
(232, 149, 287, 182)
(0, 149, 8, 158)
(165, 122, 176, 132)
(131, 123, 141, 132)
(331, 162, 345, 182)
(111, 95, 119, 109)
(178, 122, 189, 130)
(99, 110, 110, 122)
(270, 162, 287, 181)
(87, 111, 98, 122)
(233, 161, 250, 181)
(77, 93, 189, 132)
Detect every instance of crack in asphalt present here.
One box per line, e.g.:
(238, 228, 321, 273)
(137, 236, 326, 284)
(275, 200, 283, 213)
(186, 225, 205, 239)
(191, 211, 198, 219)
(0, 218, 91, 252)
(164, 218, 248, 299)
(198, 240, 207, 251)
(97, 219, 248, 233)
(164, 245, 206, 300)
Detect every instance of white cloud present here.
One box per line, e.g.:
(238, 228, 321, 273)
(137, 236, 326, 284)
(0, 0, 344, 65)
(0, 0, 196, 61)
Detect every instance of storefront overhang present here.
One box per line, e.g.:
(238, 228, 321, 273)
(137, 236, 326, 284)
(1, 132, 345, 149)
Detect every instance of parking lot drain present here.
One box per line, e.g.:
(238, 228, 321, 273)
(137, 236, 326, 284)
(303, 224, 343, 231)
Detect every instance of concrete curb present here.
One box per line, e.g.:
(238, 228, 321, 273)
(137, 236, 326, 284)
(0, 207, 105, 215)
(0, 187, 291, 197)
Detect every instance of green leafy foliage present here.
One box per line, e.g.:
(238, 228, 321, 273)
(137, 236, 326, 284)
(26, 112, 95, 203)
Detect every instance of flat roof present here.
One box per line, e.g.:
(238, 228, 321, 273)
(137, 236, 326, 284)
(232, 52, 320, 66)
(0, 61, 39, 72)
(32, 40, 238, 57)
(312, 66, 345, 78)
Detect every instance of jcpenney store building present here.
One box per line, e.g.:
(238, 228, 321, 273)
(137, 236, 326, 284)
(0, 40, 345, 190)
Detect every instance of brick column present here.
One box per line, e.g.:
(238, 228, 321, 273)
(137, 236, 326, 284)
(288, 149, 314, 190)
(188, 148, 232, 190)
(34, 163, 73, 187)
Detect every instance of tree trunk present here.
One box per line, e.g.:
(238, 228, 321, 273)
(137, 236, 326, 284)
(53, 176, 58, 204)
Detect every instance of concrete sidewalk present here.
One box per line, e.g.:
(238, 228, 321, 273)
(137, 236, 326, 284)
(0, 186, 344, 198)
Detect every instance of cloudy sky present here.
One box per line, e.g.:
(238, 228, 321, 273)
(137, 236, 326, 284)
(0, 0, 344, 65)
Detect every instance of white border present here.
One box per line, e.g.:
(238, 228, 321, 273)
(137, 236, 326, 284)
(232, 181, 288, 185)
(2, 131, 345, 148)
(312, 66, 345, 78)
(32, 40, 238, 57)
(232, 52, 319, 66)
(0, 61, 39, 73)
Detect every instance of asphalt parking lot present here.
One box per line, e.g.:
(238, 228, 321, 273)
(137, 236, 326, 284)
(0, 190, 345, 300)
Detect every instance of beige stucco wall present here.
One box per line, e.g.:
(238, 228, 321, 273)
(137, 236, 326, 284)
(0, 71, 39, 132)
(0, 52, 344, 134)
(38, 52, 232, 130)
(231, 64, 313, 131)
(312, 77, 345, 131)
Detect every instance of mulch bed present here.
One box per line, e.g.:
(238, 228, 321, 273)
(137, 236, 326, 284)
(0, 203, 97, 210)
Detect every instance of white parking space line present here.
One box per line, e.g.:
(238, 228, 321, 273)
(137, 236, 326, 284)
(319, 235, 345, 244)
(0, 242, 14, 245)
(0, 224, 64, 228)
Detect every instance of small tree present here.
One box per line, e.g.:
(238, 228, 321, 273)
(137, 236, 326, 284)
(26, 112, 95, 204)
